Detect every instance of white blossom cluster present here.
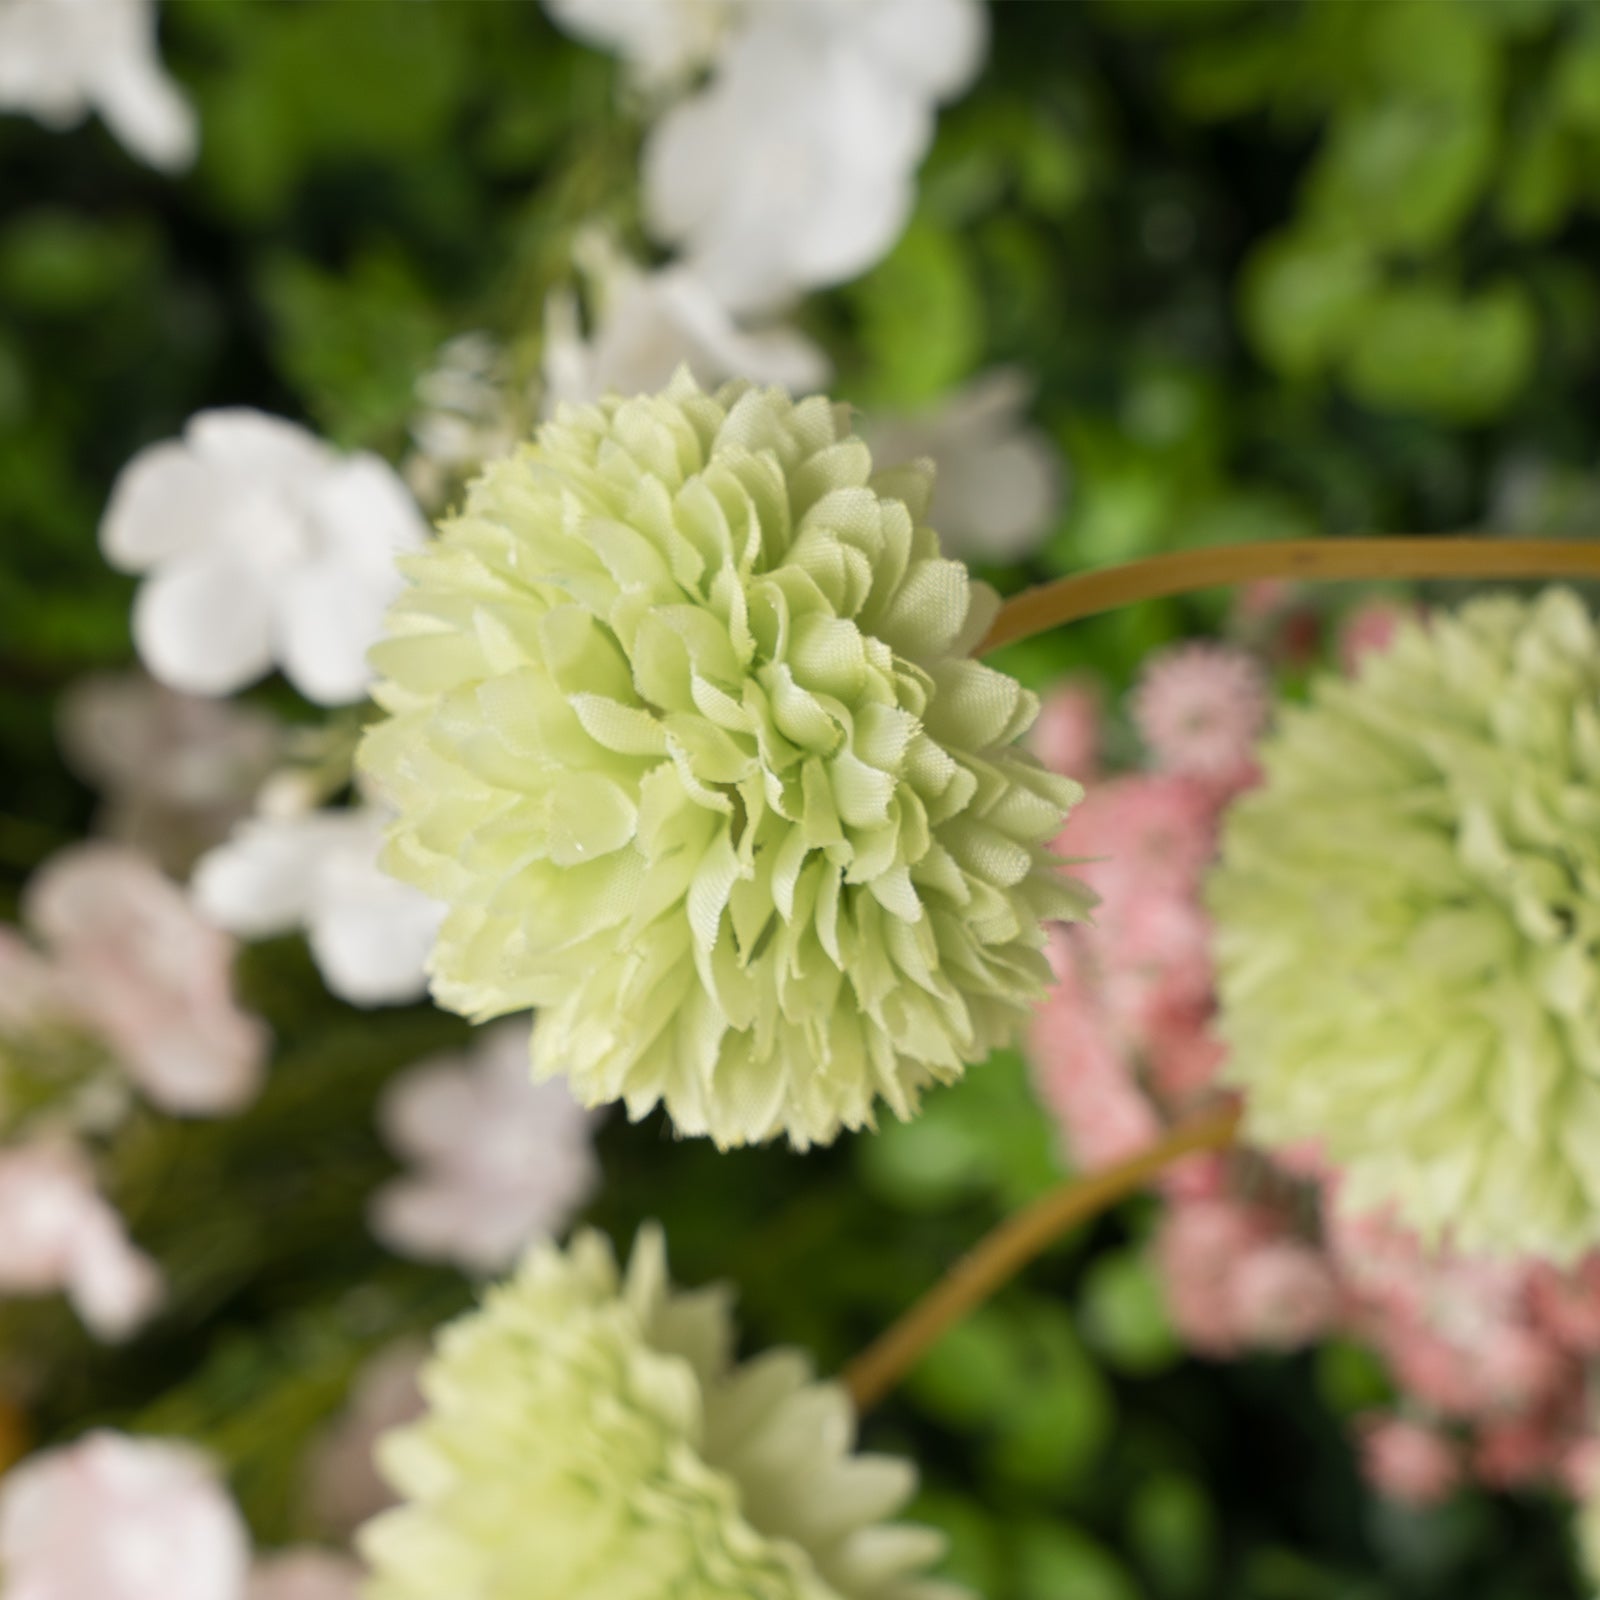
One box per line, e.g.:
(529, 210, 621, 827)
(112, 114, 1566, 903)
(519, 0, 1063, 563)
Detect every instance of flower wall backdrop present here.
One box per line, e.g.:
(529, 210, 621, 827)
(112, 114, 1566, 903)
(7, 2, 1600, 1598)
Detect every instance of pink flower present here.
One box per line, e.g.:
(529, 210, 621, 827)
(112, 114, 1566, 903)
(0, 1432, 248, 1600)
(1529, 1257, 1600, 1354)
(1130, 643, 1268, 784)
(1061, 774, 1218, 903)
(1337, 598, 1417, 676)
(1474, 1416, 1565, 1490)
(1029, 680, 1102, 780)
(1561, 1437, 1600, 1498)
(1029, 976, 1161, 1172)
(247, 1551, 362, 1600)
(306, 1342, 426, 1539)
(1229, 1240, 1340, 1350)
(0, 927, 76, 1035)
(57, 673, 280, 875)
(0, 1143, 162, 1341)
(369, 1021, 599, 1275)
(25, 844, 268, 1117)
(1155, 1197, 1272, 1356)
(1358, 1416, 1460, 1507)
(1227, 579, 1321, 667)
(1140, 998, 1228, 1105)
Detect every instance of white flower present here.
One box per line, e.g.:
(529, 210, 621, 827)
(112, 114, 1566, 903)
(0, 1142, 163, 1340)
(543, 0, 737, 92)
(0, 1432, 248, 1600)
(100, 410, 429, 706)
(24, 843, 269, 1118)
(542, 246, 829, 410)
(643, 0, 986, 314)
(57, 672, 281, 874)
(192, 803, 443, 1008)
(403, 334, 530, 512)
(860, 369, 1064, 563)
(247, 1551, 362, 1600)
(0, 0, 196, 172)
(307, 1341, 426, 1539)
(370, 1020, 599, 1274)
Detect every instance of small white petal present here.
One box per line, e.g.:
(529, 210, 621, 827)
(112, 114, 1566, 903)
(131, 549, 276, 697)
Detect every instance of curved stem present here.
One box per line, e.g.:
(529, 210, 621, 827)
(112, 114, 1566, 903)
(844, 1102, 1242, 1416)
(980, 536, 1600, 654)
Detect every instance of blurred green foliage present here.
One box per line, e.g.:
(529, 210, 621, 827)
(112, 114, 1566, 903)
(2, 0, 1597, 1595)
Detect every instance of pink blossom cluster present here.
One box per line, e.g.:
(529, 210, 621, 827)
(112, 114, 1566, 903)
(0, 844, 269, 1340)
(1026, 615, 1600, 1515)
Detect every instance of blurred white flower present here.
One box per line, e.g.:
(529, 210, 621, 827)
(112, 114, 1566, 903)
(370, 1020, 599, 1274)
(403, 333, 529, 511)
(542, 247, 829, 410)
(306, 1341, 426, 1539)
(0, 1431, 248, 1600)
(58, 672, 281, 874)
(0, 0, 197, 172)
(860, 368, 1064, 563)
(0, 1142, 163, 1340)
(24, 843, 268, 1118)
(246, 1551, 362, 1600)
(543, 0, 737, 92)
(100, 410, 428, 706)
(643, 0, 986, 314)
(192, 803, 442, 1008)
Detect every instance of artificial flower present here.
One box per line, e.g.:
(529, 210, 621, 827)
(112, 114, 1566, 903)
(0, 0, 196, 172)
(1210, 589, 1600, 1258)
(359, 1226, 966, 1600)
(0, 1141, 163, 1340)
(361, 374, 1089, 1148)
(100, 409, 428, 706)
(307, 1341, 426, 1539)
(404, 334, 529, 513)
(57, 672, 281, 873)
(543, 247, 828, 411)
(1129, 642, 1268, 783)
(370, 1019, 599, 1273)
(543, 0, 737, 93)
(25, 843, 268, 1116)
(192, 800, 443, 1008)
(0, 1431, 248, 1600)
(642, 0, 985, 314)
(1357, 1416, 1461, 1507)
(247, 1551, 362, 1600)
(860, 370, 1062, 565)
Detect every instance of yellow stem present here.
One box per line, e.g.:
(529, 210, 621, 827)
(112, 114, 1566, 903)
(980, 536, 1600, 653)
(843, 1102, 1242, 1416)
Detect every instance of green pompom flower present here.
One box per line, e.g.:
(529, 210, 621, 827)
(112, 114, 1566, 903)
(359, 373, 1088, 1148)
(1210, 588, 1600, 1259)
(358, 1226, 968, 1600)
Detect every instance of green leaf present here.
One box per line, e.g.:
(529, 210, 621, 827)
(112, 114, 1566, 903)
(1341, 279, 1537, 421)
(1015, 1520, 1143, 1600)
(1080, 1249, 1181, 1376)
(1243, 231, 1379, 380)
(846, 217, 983, 407)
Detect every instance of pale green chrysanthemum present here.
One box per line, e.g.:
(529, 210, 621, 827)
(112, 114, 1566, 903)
(1209, 587, 1600, 1259)
(357, 1225, 968, 1600)
(359, 373, 1089, 1148)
